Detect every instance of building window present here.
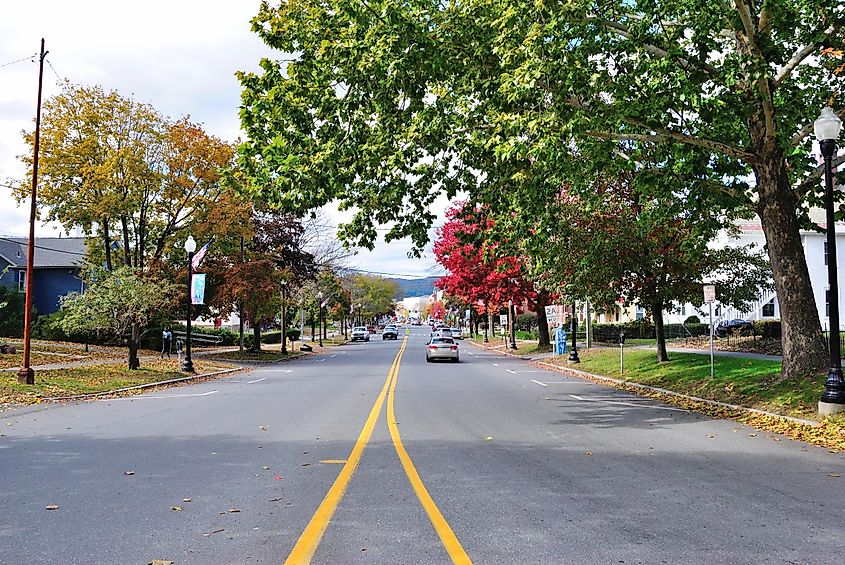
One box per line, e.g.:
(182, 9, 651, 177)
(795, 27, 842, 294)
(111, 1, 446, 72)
(17, 270, 25, 292)
(680, 305, 686, 316)
(636, 307, 645, 321)
(762, 299, 775, 317)
(825, 241, 829, 266)
(826, 290, 830, 318)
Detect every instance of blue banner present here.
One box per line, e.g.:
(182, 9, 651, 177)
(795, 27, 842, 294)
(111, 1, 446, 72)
(191, 273, 206, 305)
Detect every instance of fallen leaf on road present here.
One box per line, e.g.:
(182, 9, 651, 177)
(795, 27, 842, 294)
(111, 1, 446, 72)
(123, 470, 135, 476)
(202, 528, 225, 538)
(262, 466, 270, 470)
(258, 425, 268, 431)
(485, 436, 493, 441)
(45, 504, 59, 510)
(268, 497, 284, 502)
(748, 433, 758, 437)
(228, 508, 241, 513)
(148, 561, 174, 565)
(171, 506, 183, 512)
(274, 475, 283, 480)
(301, 463, 310, 467)
(182, 498, 192, 503)
(707, 435, 715, 439)
(585, 451, 593, 456)
(829, 473, 841, 478)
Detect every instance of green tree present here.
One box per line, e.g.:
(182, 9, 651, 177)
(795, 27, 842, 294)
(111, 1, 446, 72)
(58, 267, 178, 369)
(237, 0, 843, 379)
(0, 285, 27, 338)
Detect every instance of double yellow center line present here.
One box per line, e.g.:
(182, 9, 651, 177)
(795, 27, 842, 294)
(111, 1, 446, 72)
(284, 336, 472, 564)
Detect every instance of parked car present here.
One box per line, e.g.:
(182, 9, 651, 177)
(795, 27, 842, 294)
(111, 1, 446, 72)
(351, 326, 370, 342)
(449, 327, 463, 339)
(715, 319, 754, 337)
(382, 326, 399, 340)
(426, 337, 459, 362)
(431, 328, 453, 339)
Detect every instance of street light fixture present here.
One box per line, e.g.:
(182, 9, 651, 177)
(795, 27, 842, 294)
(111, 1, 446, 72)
(280, 279, 288, 355)
(816, 106, 844, 413)
(183, 235, 197, 373)
(318, 290, 324, 347)
(568, 301, 580, 363)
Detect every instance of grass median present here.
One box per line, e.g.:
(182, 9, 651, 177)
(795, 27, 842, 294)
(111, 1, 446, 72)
(0, 358, 234, 406)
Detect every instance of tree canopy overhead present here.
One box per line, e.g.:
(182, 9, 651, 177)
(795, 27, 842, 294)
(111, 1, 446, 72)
(238, 0, 844, 378)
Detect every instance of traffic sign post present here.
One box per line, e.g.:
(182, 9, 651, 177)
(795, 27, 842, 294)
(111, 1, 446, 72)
(703, 285, 716, 377)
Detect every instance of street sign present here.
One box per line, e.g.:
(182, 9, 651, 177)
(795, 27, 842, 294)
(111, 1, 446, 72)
(499, 314, 508, 327)
(544, 305, 558, 324)
(703, 284, 716, 304)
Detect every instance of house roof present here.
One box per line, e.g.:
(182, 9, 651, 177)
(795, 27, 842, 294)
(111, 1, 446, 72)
(0, 236, 87, 268)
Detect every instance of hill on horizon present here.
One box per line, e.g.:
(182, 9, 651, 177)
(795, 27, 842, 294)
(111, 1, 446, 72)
(388, 276, 441, 299)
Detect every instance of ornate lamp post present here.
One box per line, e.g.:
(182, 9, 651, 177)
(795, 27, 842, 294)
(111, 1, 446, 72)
(183, 235, 197, 373)
(280, 279, 288, 354)
(816, 107, 845, 413)
(568, 301, 580, 363)
(509, 299, 518, 349)
(318, 290, 324, 347)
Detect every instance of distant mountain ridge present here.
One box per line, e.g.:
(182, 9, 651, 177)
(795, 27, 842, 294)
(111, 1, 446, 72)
(388, 276, 441, 299)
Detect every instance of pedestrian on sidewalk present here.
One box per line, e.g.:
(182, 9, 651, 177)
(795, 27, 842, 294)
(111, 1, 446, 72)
(161, 327, 172, 358)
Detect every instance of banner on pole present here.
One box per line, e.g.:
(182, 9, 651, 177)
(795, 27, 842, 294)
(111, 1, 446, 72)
(191, 274, 206, 305)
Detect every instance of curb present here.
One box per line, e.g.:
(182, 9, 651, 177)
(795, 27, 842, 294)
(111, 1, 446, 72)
(468, 339, 820, 428)
(41, 367, 242, 402)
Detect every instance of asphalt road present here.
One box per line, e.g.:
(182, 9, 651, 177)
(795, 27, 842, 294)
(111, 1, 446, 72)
(1, 326, 844, 564)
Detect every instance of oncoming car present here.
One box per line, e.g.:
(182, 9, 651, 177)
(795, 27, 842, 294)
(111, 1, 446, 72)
(426, 337, 459, 363)
(351, 326, 370, 342)
(382, 325, 399, 340)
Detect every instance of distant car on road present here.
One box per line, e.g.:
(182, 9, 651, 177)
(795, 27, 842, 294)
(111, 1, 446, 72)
(449, 327, 463, 339)
(382, 326, 399, 340)
(715, 319, 754, 337)
(426, 336, 459, 363)
(431, 328, 453, 339)
(351, 326, 370, 342)
(367, 325, 377, 334)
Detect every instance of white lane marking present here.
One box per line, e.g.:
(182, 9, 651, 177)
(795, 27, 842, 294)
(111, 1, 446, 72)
(106, 390, 219, 400)
(247, 377, 266, 384)
(493, 363, 499, 367)
(331, 354, 337, 358)
(531, 380, 548, 387)
(506, 369, 516, 374)
(569, 394, 688, 412)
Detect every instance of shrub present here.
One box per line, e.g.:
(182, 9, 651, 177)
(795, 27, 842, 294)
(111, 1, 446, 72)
(286, 328, 301, 341)
(0, 286, 27, 337)
(684, 315, 701, 324)
(755, 319, 781, 338)
(516, 312, 538, 331)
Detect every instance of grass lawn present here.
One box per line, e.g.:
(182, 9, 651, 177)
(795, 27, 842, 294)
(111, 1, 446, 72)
(0, 358, 233, 405)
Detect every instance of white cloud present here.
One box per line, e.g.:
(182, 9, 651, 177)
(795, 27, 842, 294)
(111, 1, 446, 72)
(0, 1, 451, 276)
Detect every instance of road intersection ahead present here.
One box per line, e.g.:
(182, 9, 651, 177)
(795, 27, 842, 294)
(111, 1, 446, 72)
(2, 326, 844, 564)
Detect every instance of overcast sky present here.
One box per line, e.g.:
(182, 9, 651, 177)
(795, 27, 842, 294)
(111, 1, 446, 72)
(0, 0, 448, 279)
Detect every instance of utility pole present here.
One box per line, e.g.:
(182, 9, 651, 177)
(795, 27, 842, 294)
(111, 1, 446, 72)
(18, 39, 47, 385)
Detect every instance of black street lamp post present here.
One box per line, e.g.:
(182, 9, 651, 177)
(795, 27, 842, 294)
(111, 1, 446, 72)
(183, 235, 196, 373)
(568, 301, 580, 363)
(817, 107, 844, 412)
(280, 279, 288, 355)
(509, 300, 518, 349)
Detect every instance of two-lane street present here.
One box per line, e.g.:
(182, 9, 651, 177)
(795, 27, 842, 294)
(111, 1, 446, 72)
(2, 326, 844, 564)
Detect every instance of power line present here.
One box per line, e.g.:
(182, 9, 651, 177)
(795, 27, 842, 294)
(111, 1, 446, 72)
(0, 53, 37, 69)
(45, 57, 63, 83)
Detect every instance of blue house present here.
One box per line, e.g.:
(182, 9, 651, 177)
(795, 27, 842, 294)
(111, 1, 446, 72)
(0, 236, 87, 316)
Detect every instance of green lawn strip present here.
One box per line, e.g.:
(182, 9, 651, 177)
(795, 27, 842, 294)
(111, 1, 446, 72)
(514, 342, 552, 356)
(554, 347, 826, 416)
(0, 351, 101, 370)
(204, 350, 305, 362)
(0, 358, 232, 405)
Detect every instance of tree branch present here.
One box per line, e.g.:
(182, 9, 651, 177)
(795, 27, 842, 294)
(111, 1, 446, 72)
(584, 128, 753, 162)
(790, 107, 845, 147)
(773, 25, 838, 87)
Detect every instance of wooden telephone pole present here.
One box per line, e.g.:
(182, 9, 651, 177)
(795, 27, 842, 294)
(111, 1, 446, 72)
(18, 39, 47, 385)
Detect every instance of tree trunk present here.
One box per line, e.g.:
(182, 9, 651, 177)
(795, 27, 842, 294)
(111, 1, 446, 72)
(651, 302, 668, 362)
(536, 294, 551, 347)
(238, 302, 244, 353)
(103, 219, 113, 271)
(751, 128, 826, 379)
(127, 336, 140, 370)
(252, 323, 262, 352)
(120, 215, 132, 267)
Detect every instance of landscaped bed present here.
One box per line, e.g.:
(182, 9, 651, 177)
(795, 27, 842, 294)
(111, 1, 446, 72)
(0, 358, 235, 406)
(203, 349, 306, 362)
